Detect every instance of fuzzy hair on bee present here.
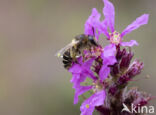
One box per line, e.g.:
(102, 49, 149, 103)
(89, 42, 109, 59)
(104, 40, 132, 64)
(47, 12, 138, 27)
(56, 34, 99, 69)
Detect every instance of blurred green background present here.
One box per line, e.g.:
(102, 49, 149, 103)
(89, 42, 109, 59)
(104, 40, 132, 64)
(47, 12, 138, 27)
(0, 0, 155, 115)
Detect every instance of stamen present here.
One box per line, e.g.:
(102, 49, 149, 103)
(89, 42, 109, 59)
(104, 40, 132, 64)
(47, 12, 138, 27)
(86, 104, 90, 108)
(110, 31, 122, 45)
(92, 80, 104, 93)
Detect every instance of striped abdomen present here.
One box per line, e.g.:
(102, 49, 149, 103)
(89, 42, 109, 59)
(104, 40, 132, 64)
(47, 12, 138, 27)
(62, 50, 73, 69)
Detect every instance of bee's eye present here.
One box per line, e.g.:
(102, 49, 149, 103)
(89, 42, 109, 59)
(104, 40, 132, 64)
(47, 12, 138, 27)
(88, 36, 98, 46)
(88, 35, 93, 40)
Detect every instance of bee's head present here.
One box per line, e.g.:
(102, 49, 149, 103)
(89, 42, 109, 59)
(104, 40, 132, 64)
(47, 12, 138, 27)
(88, 35, 98, 46)
(75, 34, 88, 44)
(75, 34, 86, 40)
(75, 34, 98, 46)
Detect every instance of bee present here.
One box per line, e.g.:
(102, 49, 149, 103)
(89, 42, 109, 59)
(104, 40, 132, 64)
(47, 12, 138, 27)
(56, 34, 99, 69)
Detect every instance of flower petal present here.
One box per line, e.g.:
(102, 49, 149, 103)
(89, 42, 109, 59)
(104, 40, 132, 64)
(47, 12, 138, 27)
(83, 58, 95, 68)
(98, 19, 110, 38)
(121, 40, 139, 47)
(99, 65, 110, 81)
(103, 0, 115, 33)
(74, 86, 92, 104)
(69, 57, 83, 73)
(70, 73, 87, 89)
(84, 69, 97, 80)
(121, 14, 149, 38)
(99, 44, 117, 81)
(82, 58, 97, 80)
(80, 90, 106, 115)
(102, 44, 116, 58)
(69, 64, 82, 74)
(84, 8, 101, 40)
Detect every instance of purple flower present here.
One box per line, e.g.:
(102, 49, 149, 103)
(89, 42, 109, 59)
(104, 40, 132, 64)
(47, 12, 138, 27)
(74, 79, 106, 115)
(83, 0, 149, 83)
(95, 0, 149, 82)
(69, 57, 98, 104)
(70, 61, 106, 114)
(100, 0, 149, 47)
(73, 78, 106, 114)
(69, 57, 97, 89)
(80, 90, 106, 115)
(69, 57, 107, 114)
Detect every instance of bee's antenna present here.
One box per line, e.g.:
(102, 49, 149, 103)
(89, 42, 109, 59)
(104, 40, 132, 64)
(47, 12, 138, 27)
(92, 27, 98, 43)
(92, 27, 95, 37)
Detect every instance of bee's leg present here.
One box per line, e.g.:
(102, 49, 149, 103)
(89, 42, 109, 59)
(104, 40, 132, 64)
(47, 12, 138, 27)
(87, 44, 92, 53)
(82, 54, 85, 62)
(86, 46, 92, 59)
(89, 47, 92, 54)
(81, 49, 86, 62)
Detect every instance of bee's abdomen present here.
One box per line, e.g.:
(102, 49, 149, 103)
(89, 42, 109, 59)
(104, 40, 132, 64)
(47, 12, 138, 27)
(63, 50, 73, 69)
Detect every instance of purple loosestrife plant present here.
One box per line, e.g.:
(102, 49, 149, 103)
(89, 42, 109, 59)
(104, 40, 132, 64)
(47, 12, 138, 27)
(60, 0, 152, 115)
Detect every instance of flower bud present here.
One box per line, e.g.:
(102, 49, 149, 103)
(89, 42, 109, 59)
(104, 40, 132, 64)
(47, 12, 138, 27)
(120, 51, 134, 71)
(127, 60, 144, 78)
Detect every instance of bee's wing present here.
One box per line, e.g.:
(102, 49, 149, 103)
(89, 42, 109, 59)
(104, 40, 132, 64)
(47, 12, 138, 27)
(55, 39, 78, 58)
